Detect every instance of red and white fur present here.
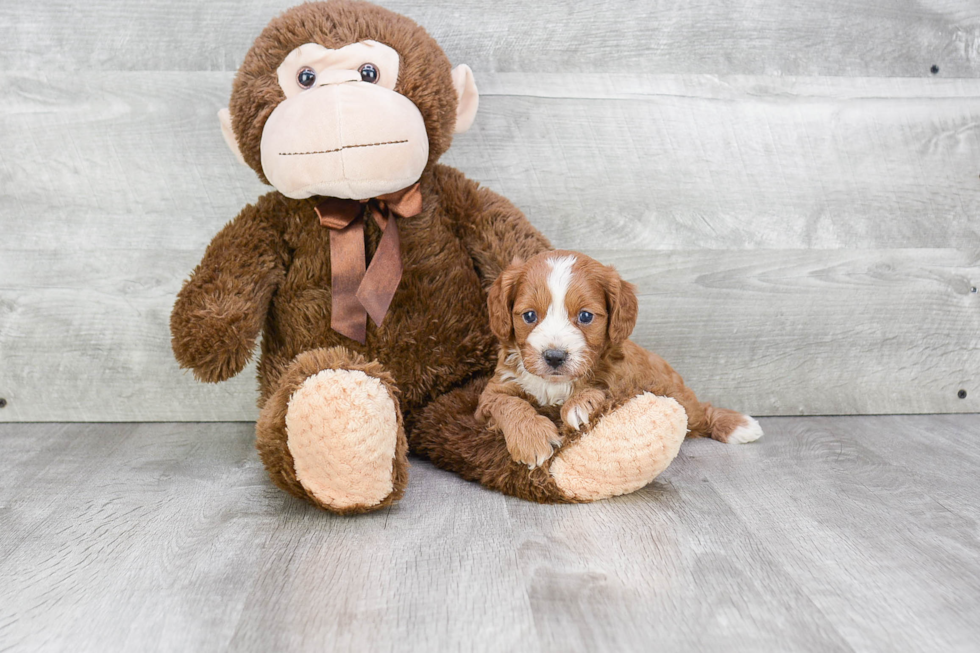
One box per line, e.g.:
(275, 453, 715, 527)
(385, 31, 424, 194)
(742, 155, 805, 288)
(476, 250, 763, 468)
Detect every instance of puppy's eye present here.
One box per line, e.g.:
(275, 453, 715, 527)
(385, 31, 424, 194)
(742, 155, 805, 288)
(522, 310, 537, 324)
(578, 310, 594, 325)
(297, 67, 317, 89)
(358, 63, 379, 84)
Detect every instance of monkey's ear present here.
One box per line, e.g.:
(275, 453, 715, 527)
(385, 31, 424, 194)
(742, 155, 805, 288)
(451, 65, 479, 134)
(218, 108, 248, 166)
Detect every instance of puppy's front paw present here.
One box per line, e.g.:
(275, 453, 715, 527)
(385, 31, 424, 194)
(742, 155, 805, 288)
(563, 404, 591, 431)
(505, 415, 562, 469)
(561, 389, 606, 431)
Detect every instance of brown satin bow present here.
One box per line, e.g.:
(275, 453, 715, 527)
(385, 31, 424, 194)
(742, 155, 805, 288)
(315, 183, 422, 344)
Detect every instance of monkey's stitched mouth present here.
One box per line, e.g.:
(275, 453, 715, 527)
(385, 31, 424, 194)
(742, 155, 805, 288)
(279, 139, 409, 156)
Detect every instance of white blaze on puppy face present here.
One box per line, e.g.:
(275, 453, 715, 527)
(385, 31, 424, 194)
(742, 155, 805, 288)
(525, 255, 587, 378)
(495, 250, 623, 405)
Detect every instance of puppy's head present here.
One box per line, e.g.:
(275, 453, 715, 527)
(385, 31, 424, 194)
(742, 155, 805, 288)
(487, 250, 638, 382)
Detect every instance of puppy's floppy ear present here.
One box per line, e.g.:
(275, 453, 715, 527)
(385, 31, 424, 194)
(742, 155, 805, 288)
(487, 264, 522, 343)
(603, 265, 639, 345)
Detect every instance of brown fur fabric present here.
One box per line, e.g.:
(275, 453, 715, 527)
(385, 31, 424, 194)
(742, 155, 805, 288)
(412, 378, 578, 504)
(256, 346, 409, 515)
(170, 1, 555, 511)
(171, 194, 288, 383)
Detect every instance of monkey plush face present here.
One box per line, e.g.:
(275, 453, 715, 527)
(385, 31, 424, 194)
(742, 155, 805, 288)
(219, 1, 479, 201)
(260, 40, 428, 199)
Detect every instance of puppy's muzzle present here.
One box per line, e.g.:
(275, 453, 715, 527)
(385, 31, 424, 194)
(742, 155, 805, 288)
(543, 349, 568, 369)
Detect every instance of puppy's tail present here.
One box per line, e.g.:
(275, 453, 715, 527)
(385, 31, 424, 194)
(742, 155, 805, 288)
(701, 403, 764, 445)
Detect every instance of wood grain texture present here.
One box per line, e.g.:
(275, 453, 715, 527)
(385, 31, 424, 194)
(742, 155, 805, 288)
(842, 414, 980, 524)
(2, 23, 979, 422)
(606, 248, 980, 417)
(505, 479, 850, 652)
(0, 249, 261, 422)
(1, 0, 978, 77)
(1, 248, 975, 421)
(670, 415, 980, 651)
(2, 417, 979, 651)
(452, 74, 980, 250)
(3, 73, 979, 251)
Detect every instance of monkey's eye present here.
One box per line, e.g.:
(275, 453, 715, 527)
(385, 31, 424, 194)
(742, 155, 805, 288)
(358, 63, 380, 84)
(578, 310, 594, 325)
(296, 67, 317, 89)
(522, 310, 537, 324)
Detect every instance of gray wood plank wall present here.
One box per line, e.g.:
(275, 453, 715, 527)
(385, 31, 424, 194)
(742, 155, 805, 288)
(1, 1, 978, 421)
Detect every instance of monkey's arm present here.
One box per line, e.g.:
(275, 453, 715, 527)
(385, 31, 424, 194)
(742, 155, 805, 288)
(434, 164, 551, 287)
(170, 200, 286, 383)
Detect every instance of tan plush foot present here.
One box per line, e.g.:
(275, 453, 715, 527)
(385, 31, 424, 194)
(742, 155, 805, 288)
(285, 368, 399, 512)
(550, 393, 688, 502)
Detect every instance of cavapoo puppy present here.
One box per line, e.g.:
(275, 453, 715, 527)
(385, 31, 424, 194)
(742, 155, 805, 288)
(476, 250, 763, 468)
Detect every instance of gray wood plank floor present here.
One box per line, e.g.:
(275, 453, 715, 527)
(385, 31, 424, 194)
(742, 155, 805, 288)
(2, 416, 979, 652)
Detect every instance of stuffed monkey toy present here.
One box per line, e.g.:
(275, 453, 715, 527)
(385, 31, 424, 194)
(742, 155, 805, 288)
(170, 0, 688, 514)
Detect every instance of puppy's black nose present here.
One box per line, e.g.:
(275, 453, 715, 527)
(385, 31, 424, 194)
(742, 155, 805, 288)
(543, 349, 567, 368)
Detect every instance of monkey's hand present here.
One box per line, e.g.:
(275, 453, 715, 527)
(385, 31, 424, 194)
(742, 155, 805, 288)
(170, 201, 284, 383)
(561, 388, 608, 431)
(171, 289, 266, 383)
